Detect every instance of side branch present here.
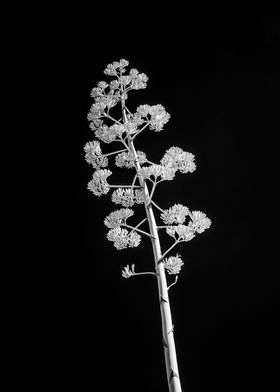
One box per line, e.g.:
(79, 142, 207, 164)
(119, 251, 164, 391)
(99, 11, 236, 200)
(158, 240, 179, 263)
(109, 185, 142, 189)
(101, 148, 127, 157)
(167, 276, 178, 291)
(123, 223, 156, 239)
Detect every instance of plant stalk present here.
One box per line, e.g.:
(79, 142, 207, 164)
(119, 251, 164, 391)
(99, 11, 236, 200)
(121, 97, 182, 391)
(129, 144, 182, 392)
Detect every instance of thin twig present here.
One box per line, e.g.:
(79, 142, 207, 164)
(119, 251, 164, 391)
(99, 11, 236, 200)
(104, 113, 122, 125)
(134, 217, 148, 230)
(149, 180, 157, 201)
(131, 173, 138, 188)
(109, 185, 142, 189)
(131, 122, 150, 140)
(161, 240, 179, 259)
(133, 271, 158, 277)
(102, 148, 127, 157)
(151, 200, 165, 213)
(123, 223, 156, 239)
(146, 160, 158, 165)
(167, 276, 178, 291)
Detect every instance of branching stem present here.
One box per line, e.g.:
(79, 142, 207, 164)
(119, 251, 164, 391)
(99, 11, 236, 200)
(102, 148, 127, 157)
(150, 200, 164, 213)
(109, 185, 142, 189)
(167, 276, 178, 291)
(123, 223, 156, 239)
(133, 271, 158, 277)
(162, 240, 179, 260)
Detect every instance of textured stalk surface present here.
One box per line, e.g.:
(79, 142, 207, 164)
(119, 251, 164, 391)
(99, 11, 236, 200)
(129, 140, 182, 392)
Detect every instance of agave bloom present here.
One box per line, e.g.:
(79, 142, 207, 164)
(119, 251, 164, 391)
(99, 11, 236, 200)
(85, 58, 212, 392)
(164, 254, 184, 275)
(189, 211, 212, 233)
(87, 169, 112, 196)
(161, 146, 196, 174)
(161, 204, 190, 225)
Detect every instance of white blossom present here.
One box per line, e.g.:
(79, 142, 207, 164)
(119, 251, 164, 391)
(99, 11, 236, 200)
(161, 147, 196, 174)
(138, 164, 175, 181)
(161, 204, 190, 225)
(134, 189, 145, 204)
(87, 101, 106, 121)
(128, 231, 141, 247)
(115, 150, 147, 169)
(166, 224, 195, 242)
(89, 118, 103, 131)
(130, 71, 148, 90)
(189, 211, 212, 233)
(107, 227, 141, 250)
(104, 208, 134, 229)
(164, 254, 184, 275)
(95, 124, 125, 144)
(121, 264, 135, 278)
(111, 188, 144, 207)
(87, 169, 112, 197)
(104, 59, 129, 76)
(107, 227, 130, 249)
(84, 140, 108, 169)
(111, 188, 135, 207)
(136, 104, 170, 132)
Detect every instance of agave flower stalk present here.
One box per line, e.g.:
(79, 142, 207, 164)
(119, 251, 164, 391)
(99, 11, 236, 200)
(85, 59, 212, 392)
(121, 101, 181, 391)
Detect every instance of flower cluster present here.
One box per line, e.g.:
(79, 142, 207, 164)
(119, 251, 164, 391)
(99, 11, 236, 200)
(164, 254, 184, 275)
(107, 227, 141, 250)
(136, 104, 170, 132)
(160, 204, 190, 225)
(166, 224, 196, 242)
(121, 264, 135, 278)
(189, 211, 212, 233)
(104, 208, 134, 229)
(94, 123, 125, 144)
(104, 59, 148, 90)
(115, 150, 147, 169)
(138, 164, 176, 181)
(84, 141, 108, 169)
(166, 210, 211, 241)
(104, 59, 130, 76)
(111, 188, 145, 207)
(87, 169, 112, 197)
(160, 147, 196, 174)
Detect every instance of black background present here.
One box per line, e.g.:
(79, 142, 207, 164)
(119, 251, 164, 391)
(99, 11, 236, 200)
(23, 8, 279, 392)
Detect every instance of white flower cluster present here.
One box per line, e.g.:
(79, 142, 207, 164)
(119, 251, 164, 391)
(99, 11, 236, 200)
(104, 59, 148, 90)
(138, 164, 176, 181)
(115, 150, 147, 169)
(104, 208, 134, 228)
(121, 264, 135, 278)
(87, 169, 112, 197)
(136, 104, 170, 132)
(165, 210, 211, 241)
(164, 254, 184, 275)
(160, 147, 196, 174)
(104, 208, 142, 249)
(107, 227, 141, 250)
(104, 59, 130, 76)
(111, 188, 145, 207)
(84, 141, 108, 169)
(160, 204, 190, 224)
(94, 123, 125, 144)
(166, 224, 196, 242)
(189, 211, 212, 233)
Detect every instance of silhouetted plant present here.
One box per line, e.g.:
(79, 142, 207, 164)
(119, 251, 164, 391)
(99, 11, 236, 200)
(85, 59, 211, 392)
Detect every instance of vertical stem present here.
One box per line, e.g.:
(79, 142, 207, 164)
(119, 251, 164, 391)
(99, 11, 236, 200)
(122, 97, 182, 391)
